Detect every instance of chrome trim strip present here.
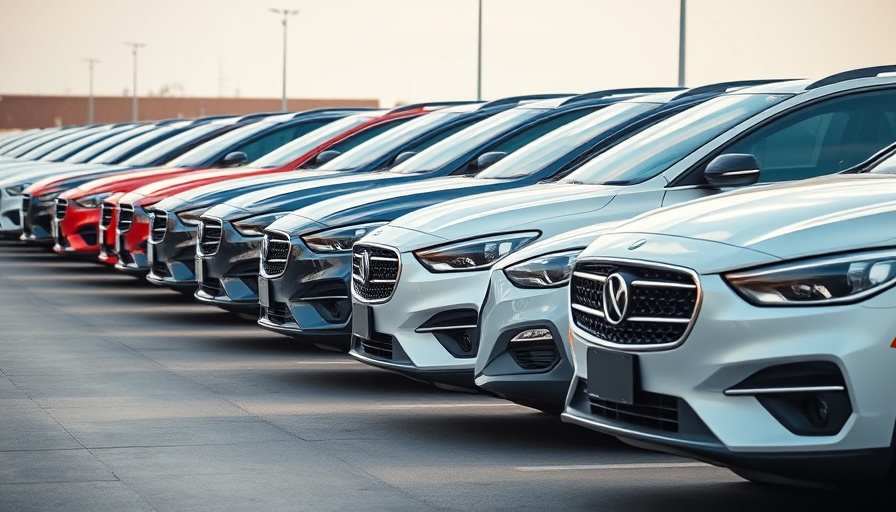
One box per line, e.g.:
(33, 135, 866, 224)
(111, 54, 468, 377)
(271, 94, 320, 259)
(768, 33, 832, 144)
(627, 316, 691, 324)
(509, 334, 554, 343)
(572, 303, 605, 318)
(631, 279, 696, 289)
(572, 271, 607, 283)
(724, 386, 845, 396)
(415, 324, 478, 333)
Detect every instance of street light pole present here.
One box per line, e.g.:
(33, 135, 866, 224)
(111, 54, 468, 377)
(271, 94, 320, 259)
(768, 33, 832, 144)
(270, 8, 299, 112)
(124, 42, 145, 121)
(678, 0, 686, 87)
(84, 58, 99, 124)
(477, 0, 483, 101)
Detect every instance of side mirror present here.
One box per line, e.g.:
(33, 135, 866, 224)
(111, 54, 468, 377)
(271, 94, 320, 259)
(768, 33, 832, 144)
(392, 151, 418, 167)
(474, 151, 506, 171)
(220, 151, 248, 168)
(313, 150, 341, 166)
(704, 154, 761, 187)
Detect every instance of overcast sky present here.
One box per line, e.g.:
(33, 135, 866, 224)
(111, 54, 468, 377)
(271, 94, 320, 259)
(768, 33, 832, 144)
(1, 0, 894, 106)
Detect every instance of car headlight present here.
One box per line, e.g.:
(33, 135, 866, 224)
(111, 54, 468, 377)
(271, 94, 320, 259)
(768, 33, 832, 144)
(36, 191, 63, 205)
(725, 249, 896, 306)
(503, 249, 582, 288)
(4, 183, 30, 196)
(74, 192, 113, 208)
(176, 207, 210, 227)
(302, 222, 388, 253)
(414, 232, 539, 272)
(232, 212, 288, 237)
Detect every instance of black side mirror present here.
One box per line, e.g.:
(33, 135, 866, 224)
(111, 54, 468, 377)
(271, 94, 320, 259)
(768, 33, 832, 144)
(704, 154, 761, 187)
(220, 151, 248, 168)
(392, 151, 418, 167)
(314, 150, 341, 166)
(474, 151, 506, 171)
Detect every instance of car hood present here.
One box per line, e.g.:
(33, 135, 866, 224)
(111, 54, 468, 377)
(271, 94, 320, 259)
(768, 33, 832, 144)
(282, 176, 513, 233)
(373, 182, 622, 251)
(63, 166, 191, 197)
(4, 163, 115, 190)
(596, 174, 896, 266)
(493, 220, 629, 271)
(150, 169, 341, 213)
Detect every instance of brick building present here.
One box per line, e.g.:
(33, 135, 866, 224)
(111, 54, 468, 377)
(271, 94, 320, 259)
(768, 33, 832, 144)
(0, 95, 380, 129)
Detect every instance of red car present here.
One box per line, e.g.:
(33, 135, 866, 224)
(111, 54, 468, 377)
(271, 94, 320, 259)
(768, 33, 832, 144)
(51, 109, 366, 258)
(101, 103, 455, 271)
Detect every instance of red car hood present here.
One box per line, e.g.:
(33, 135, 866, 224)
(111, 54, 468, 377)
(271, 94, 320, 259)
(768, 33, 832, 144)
(119, 166, 291, 206)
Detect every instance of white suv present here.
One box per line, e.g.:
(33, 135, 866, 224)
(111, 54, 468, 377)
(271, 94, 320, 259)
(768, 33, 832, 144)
(350, 66, 896, 388)
(562, 166, 896, 486)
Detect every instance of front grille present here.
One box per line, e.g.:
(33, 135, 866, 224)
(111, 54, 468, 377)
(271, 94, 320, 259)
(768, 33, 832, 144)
(21, 194, 29, 214)
(355, 334, 393, 359)
(149, 209, 167, 243)
(265, 302, 291, 325)
(570, 260, 699, 348)
(198, 218, 222, 255)
(588, 386, 680, 432)
(117, 204, 134, 232)
(352, 244, 400, 302)
(261, 231, 291, 276)
(54, 198, 67, 220)
(99, 203, 114, 229)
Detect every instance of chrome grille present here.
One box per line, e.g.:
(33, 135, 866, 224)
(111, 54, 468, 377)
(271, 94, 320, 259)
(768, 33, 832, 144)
(149, 209, 167, 243)
(117, 204, 135, 232)
(261, 231, 291, 276)
(21, 194, 29, 214)
(570, 260, 699, 349)
(54, 198, 67, 220)
(99, 202, 114, 229)
(352, 244, 400, 302)
(198, 218, 222, 255)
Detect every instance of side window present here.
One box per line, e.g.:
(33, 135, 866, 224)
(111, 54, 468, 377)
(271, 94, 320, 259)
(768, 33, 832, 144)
(235, 121, 330, 162)
(401, 118, 481, 155)
(723, 89, 896, 182)
(452, 109, 598, 175)
(324, 118, 412, 154)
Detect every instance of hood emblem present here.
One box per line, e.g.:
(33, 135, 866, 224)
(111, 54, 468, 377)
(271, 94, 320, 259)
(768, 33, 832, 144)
(628, 239, 647, 250)
(358, 250, 371, 285)
(602, 273, 629, 325)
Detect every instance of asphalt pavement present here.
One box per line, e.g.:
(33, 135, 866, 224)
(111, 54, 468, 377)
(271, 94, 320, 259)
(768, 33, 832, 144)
(1, 239, 893, 511)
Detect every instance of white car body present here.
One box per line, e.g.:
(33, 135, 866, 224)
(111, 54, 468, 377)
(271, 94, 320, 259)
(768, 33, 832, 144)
(562, 173, 896, 485)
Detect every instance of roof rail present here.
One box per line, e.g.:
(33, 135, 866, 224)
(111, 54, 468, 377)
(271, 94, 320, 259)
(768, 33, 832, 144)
(806, 65, 896, 90)
(562, 87, 683, 105)
(481, 94, 574, 108)
(388, 101, 478, 113)
(675, 79, 795, 99)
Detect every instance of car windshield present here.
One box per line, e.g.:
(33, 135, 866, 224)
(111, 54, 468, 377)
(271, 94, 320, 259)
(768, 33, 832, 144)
(88, 124, 183, 164)
(18, 127, 109, 159)
(561, 93, 792, 185)
(121, 122, 234, 166)
(250, 114, 376, 168)
(166, 120, 276, 167)
(869, 150, 896, 174)
(388, 108, 543, 174)
(4, 128, 79, 157)
(63, 125, 158, 164)
(317, 111, 461, 172)
(475, 101, 659, 180)
(38, 126, 133, 162)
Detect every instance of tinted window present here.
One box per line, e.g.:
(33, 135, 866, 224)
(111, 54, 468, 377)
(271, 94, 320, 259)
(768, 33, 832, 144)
(563, 93, 791, 185)
(724, 89, 896, 181)
(17, 127, 110, 159)
(89, 125, 182, 164)
(166, 121, 274, 167)
(228, 120, 331, 163)
(64, 125, 158, 163)
(39, 126, 134, 162)
(251, 114, 377, 168)
(122, 123, 236, 166)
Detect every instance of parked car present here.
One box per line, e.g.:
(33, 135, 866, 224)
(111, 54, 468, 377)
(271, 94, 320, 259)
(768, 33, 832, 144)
(197, 90, 671, 316)
(256, 83, 762, 349)
(561, 165, 896, 486)
(348, 66, 896, 389)
(111, 102, 464, 275)
(50, 109, 365, 256)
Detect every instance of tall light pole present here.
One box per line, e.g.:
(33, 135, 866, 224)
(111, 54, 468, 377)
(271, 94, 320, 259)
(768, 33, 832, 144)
(124, 42, 145, 121)
(270, 8, 299, 112)
(84, 58, 99, 124)
(678, 0, 686, 87)
(477, 0, 483, 100)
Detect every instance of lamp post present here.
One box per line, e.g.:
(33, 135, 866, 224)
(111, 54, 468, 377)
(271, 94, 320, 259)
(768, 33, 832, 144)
(124, 42, 145, 121)
(477, 0, 483, 101)
(678, 0, 686, 87)
(84, 58, 99, 124)
(270, 8, 299, 112)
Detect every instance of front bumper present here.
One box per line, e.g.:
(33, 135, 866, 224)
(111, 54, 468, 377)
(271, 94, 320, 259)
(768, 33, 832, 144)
(114, 205, 152, 274)
(193, 219, 262, 314)
(562, 273, 896, 484)
(257, 235, 353, 351)
(53, 200, 101, 254)
(474, 272, 572, 413)
(349, 250, 489, 388)
(145, 210, 199, 290)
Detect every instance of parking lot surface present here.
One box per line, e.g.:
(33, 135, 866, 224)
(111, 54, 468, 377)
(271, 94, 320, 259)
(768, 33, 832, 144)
(1, 240, 893, 511)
